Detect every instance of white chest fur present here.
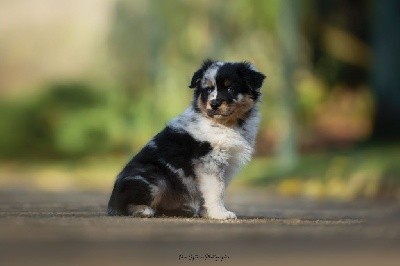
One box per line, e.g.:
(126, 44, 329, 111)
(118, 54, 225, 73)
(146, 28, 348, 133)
(169, 107, 260, 178)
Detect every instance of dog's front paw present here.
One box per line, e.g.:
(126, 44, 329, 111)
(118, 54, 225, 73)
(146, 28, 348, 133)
(205, 209, 237, 220)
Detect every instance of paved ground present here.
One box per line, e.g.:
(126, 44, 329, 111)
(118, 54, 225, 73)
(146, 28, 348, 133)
(0, 189, 399, 266)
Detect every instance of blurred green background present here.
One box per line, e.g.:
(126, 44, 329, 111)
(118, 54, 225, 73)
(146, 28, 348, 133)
(0, 0, 399, 200)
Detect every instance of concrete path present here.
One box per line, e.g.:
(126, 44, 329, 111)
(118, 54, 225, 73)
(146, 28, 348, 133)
(0, 189, 399, 266)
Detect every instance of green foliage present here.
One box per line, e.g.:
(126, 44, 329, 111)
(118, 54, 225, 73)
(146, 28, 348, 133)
(0, 102, 32, 156)
(0, 82, 130, 159)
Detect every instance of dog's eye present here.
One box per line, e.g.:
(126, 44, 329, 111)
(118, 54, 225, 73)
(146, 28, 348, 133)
(207, 87, 214, 93)
(227, 87, 234, 94)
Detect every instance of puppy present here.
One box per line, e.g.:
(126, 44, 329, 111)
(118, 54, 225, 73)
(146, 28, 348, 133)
(107, 59, 265, 219)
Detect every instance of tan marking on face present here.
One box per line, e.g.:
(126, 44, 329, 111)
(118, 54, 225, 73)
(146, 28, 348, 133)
(218, 102, 230, 113)
(206, 79, 213, 88)
(221, 95, 255, 126)
(198, 94, 255, 127)
(224, 79, 232, 87)
(197, 95, 208, 114)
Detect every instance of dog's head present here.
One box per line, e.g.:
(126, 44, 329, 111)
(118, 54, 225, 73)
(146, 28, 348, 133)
(189, 59, 266, 125)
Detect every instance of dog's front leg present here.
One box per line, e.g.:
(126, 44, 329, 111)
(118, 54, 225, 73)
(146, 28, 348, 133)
(198, 173, 237, 220)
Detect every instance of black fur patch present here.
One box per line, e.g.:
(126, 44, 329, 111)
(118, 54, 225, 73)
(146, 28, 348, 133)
(120, 127, 212, 178)
(236, 62, 266, 100)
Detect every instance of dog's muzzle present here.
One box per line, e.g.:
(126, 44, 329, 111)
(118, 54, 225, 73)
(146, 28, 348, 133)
(210, 99, 222, 110)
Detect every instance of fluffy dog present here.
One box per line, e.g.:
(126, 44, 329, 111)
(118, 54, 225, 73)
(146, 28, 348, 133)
(107, 59, 265, 219)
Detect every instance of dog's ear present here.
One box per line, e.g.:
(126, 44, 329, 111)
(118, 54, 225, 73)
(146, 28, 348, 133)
(189, 59, 215, 88)
(236, 62, 266, 92)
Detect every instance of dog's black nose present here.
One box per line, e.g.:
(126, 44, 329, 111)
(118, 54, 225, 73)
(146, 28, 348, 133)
(210, 99, 222, 110)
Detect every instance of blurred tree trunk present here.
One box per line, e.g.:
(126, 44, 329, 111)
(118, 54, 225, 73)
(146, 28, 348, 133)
(276, 0, 300, 170)
(372, 0, 400, 139)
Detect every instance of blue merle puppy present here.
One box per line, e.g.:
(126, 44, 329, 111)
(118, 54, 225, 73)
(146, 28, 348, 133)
(107, 59, 265, 219)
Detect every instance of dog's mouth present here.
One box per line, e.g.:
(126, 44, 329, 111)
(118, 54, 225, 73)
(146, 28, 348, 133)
(206, 109, 233, 118)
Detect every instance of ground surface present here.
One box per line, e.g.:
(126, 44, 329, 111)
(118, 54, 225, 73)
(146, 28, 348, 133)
(0, 189, 399, 266)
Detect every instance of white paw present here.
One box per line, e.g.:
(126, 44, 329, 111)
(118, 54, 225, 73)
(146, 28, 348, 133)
(127, 205, 155, 218)
(206, 209, 237, 220)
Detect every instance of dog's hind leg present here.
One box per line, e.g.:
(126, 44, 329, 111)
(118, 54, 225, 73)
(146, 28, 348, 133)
(107, 175, 155, 217)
